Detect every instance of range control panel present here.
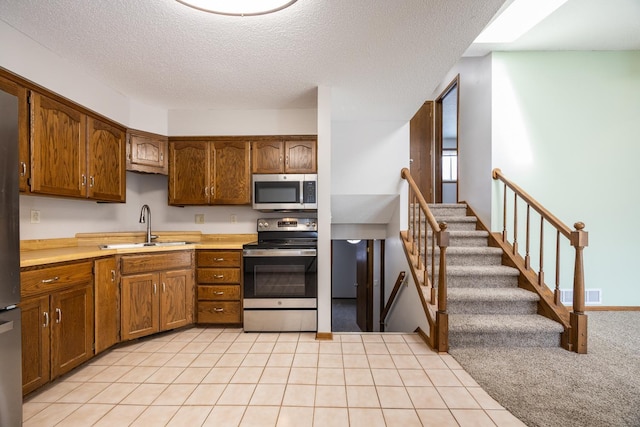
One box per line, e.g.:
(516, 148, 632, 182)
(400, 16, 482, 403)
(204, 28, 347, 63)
(257, 217, 317, 231)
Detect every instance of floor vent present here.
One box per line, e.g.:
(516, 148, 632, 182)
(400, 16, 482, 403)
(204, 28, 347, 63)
(560, 289, 602, 305)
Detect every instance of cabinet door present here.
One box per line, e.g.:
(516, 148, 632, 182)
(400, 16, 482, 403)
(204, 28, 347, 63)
(87, 117, 126, 202)
(160, 269, 194, 331)
(128, 131, 168, 174)
(50, 284, 94, 379)
(252, 140, 284, 174)
(285, 140, 316, 173)
(211, 141, 251, 204)
(0, 76, 29, 192)
(30, 92, 87, 198)
(20, 296, 50, 396)
(121, 273, 159, 340)
(169, 141, 209, 205)
(94, 257, 119, 354)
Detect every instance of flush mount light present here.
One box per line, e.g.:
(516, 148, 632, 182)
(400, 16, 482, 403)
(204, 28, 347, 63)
(176, 0, 297, 16)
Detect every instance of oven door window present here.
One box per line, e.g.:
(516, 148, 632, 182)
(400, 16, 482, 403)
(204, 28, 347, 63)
(254, 264, 306, 297)
(244, 255, 317, 299)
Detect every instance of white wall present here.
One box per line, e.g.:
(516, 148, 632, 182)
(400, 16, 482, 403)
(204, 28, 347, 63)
(490, 51, 640, 306)
(431, 55, 493, 224)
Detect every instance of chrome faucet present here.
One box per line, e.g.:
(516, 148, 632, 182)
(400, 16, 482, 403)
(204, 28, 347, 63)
(139, 204, 155, 244)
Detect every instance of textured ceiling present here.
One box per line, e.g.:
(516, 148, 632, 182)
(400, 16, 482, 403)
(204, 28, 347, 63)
(0, 1, 636, 122)
(0, 0, 505, 121)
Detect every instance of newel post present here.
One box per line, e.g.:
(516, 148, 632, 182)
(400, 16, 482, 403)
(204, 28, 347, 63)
(435, 222, 449, 352)
(570, 222, 588, 353)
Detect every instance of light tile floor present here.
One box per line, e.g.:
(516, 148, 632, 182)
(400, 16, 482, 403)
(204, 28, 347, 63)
(23, 328, 526, 426)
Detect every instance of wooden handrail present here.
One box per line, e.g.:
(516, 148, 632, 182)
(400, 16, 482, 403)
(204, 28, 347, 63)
(492, 168, 588, 353)
(380, 271, 406, 332)
(400, 168, 449, 352)
(492, 168, 572, 239)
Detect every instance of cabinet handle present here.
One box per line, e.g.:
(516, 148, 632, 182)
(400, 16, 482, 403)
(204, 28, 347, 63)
(213, 258, 225, 261)
(162, 282, 166, 293)
(55, 308, 61, 324)
(81, 174, 87, 187)
(214, 291, 225, 295)
(153, 283, 157, 295)
(160, 152, 164, 161)
(43, 311, 49, 328)
(214, 274, 224, 279)
(20, 162, 26, 177)
(204, 187, 209, 196)
(41, 276, 60, 284)
(90, 176, 95, 188)
(213, 307, 224, 312)
(111, 270, 116, 283)
(285, 155, 289, 166)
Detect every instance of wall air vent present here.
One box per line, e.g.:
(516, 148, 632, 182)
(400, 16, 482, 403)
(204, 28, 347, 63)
(560, 289, 602, 305)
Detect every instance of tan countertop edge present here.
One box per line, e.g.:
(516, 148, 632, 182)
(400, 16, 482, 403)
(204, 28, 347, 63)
(20, 232, 257, 268)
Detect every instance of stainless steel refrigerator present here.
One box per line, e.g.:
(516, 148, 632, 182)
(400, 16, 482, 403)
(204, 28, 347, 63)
(0, 85, 23, 426)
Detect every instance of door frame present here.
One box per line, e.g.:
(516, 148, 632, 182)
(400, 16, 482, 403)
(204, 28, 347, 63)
(434, 75, 460, 203)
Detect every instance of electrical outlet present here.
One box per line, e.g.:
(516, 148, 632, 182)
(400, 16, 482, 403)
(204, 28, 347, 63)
(195, 214, 204, 224)
(230, 214, 237, 223)
(30, 209, 41, 224)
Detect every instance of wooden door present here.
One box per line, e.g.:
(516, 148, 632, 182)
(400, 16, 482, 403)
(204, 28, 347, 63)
(211, 141, 251, 204)
(50, 284, 94, 379)
(160, 269, 193, 331)
(20, 296, 50, 395)
(168, 141, 209, 205)
(94, 257, 119, 354)
(252, 140, 284, 173)
(356, 240, 373, 332)
(87, 117, 126, 202)
(410, 101, 433, 200)
(0, 76, 29, 192)
(30, 92, 87, 198)
(121, 273, 159, 340)
(128, 130, 168, 174)
(285, 140, 316, 173)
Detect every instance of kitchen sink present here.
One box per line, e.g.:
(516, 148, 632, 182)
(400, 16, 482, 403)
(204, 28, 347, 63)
(99, 241, 191, 250)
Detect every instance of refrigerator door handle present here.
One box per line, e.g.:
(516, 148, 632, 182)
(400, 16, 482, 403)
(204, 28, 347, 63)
(0, 320, 14, 335)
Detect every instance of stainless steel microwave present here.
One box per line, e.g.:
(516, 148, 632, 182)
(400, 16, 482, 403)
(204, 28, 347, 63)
(252, 174, 318, 211)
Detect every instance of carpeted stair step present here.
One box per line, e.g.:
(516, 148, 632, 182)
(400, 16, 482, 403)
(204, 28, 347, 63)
(444, 265, 520, 288)
(448, 314, 564, 348)
(424, 246, 504, 267)
(427, 203, 468, 217)
(447, 288, 539, 315)
(425, 230, 489, 247)
(410, 215, 478, 232)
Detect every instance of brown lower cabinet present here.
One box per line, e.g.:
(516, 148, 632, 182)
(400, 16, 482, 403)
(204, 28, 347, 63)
(120, 251, 195, 341)
(196, 250, 242, 325)
(20, 260, 94, 395)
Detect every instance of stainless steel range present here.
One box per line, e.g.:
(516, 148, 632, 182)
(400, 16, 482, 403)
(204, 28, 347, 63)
(242, 218, 317, 332)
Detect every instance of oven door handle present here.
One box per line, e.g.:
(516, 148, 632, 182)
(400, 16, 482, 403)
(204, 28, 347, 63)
(243, 249, 317, 257)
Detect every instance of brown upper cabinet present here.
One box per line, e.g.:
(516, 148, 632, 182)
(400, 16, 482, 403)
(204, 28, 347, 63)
(0, 75, 29, 192)
(126, 129, 168, 175)
(169, 139, 251, 206)
(29, 92, 126, 202)
(252, 139, 317, 174)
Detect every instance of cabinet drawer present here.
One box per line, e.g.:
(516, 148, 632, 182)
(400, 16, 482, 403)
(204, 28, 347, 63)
(197, 268, 240, 284)
(21, 261, 93, 298)
(121, 251, 193, 275)
(197, 251, 241, 267)
(198, 285, 240, 301)
(197, 301, 241, 324)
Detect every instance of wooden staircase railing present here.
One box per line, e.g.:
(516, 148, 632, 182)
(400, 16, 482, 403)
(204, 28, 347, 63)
(400, 168, 449, 352)
(492, 168, 588, 353)
(380, 271, 406, 332)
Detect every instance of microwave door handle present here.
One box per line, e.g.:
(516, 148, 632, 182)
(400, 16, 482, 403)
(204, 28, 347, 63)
(300, 182, 304, 204)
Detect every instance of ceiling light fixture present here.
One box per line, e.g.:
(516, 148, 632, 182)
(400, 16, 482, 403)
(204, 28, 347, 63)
(474, 0, 569, 43)
(176, 0, 297, 16)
